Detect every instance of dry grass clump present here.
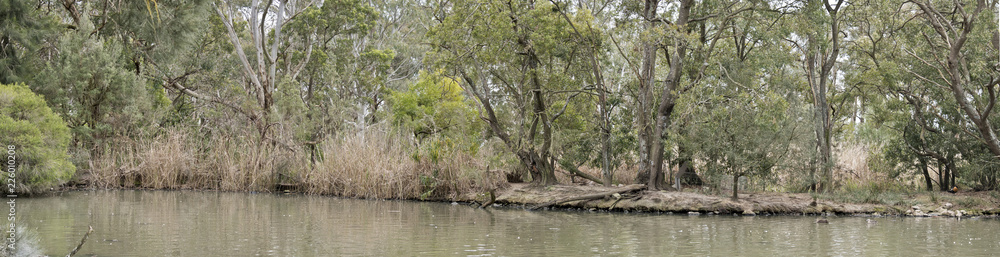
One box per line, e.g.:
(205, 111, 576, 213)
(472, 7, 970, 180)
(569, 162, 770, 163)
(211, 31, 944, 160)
(88, 126, 506, 199)
(835, 143, 875, 183)
(90, 131, 200, 189)
(302, 130, 421, 198)
(302, 129, 507, 199)
(89, 129, 300, 192)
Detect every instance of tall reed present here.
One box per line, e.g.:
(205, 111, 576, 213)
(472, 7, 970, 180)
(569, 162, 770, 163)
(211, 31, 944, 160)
(89, 127, 507, 200)
(301, 128, 507, 199)
(89, 129, 296, 192)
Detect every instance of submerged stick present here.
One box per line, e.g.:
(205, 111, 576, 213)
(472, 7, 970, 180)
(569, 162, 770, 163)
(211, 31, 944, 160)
(66, 225, 93, 257)
(528, 184, 646, 210)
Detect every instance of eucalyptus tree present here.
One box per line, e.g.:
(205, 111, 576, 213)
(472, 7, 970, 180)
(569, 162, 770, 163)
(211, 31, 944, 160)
(625, 0, 763, 190)
(545, 0, 622, 185)
(844, 0, 999, 190)
(211, 0, 297, 140)
(428, 0, 605, 185)
(892, 0, 1000, 189)
(903, 0, 999, 156)
(785, 0, 849, 191)
(678, 3, 800, 198)
(688, 90, 795, 200)
(279, 0, 380, 163)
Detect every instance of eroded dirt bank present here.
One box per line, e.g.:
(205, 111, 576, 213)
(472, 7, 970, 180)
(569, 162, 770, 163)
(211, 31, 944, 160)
(460, 183, 1000, 217)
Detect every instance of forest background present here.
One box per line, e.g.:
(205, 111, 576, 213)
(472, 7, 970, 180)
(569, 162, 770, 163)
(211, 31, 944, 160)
(2, 0, 999, 202)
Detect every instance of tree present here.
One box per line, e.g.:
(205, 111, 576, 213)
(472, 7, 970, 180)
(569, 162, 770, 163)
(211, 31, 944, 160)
(210, 0, 291, 140)
(0, 0, 57, 84)
(781, 0, 848, 191)
(905, 0, 1000, 157)
(548, 0, 617, 185)
(389, 70, 479, 142)
(691, 91, 794, 200)
(866, 0, 1000, 190)
(0, 83, 75, 194)
(680, 5, 800, 198)
(30, 13, 159, 149)
(626, 0, 763, 190)
(429, 0, 603, 185)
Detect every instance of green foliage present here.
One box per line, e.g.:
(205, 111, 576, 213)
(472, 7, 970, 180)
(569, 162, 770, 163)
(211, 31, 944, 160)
(0, 83, 75, 193)
(688, 90, 793, 185)
(93, 0, 211, 64)
(31, 26, 158, 144)
(0, 0, 58, 84)
(390, 70, 477, 138)
(2, 0, 998, 196)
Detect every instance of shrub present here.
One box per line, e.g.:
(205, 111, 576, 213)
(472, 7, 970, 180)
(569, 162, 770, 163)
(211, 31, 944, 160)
(0, 83, 75, 194)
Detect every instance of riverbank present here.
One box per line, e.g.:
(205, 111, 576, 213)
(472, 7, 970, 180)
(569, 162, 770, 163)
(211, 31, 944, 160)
(64, 178, 1000, 218)
(459, 183, 1000, 217)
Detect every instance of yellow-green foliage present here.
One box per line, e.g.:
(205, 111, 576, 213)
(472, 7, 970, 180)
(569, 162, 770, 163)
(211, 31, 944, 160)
(390, 69, 479, 141)
(0, 83, 75, 194)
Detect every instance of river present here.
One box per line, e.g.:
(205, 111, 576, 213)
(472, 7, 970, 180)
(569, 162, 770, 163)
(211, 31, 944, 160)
(9, 190, 1000, 256)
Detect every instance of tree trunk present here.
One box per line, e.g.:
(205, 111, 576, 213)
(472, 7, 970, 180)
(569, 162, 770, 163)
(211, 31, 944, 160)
(919, 157, 933, 191)
(948, 158, 956, 189)
(910, 1, 1000, 157)
(520, 150, 557, 186)
(803, 0, 843, 191)
(677, 158, 703, 186)
(648, 0, 692, 191)
(938, 160, 947, 191)
(813, 96, 831, 191)
(560, 159, 604, 185)
(634, 0, 659, 185)
(601, 124, 612, 186)
(732, 174, 739, 201)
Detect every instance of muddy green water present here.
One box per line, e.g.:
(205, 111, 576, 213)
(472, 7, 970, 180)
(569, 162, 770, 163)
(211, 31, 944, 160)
(8, 190, 1000, 256)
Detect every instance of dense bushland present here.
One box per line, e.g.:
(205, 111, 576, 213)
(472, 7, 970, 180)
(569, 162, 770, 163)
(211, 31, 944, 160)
(1, 0, 998, 199)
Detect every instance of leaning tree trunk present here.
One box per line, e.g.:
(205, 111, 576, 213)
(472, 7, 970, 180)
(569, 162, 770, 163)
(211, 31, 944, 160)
(919, 156, 933, 191)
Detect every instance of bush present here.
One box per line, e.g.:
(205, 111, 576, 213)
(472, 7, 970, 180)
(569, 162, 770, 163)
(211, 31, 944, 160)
(0, 83, 75, 194)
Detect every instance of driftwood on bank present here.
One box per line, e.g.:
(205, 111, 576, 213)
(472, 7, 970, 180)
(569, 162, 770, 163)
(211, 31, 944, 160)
(559, 161, 603, 185)
(479, 189, 497, 208)
(66, 225, 93, 257)
(528, 184, 646, 210)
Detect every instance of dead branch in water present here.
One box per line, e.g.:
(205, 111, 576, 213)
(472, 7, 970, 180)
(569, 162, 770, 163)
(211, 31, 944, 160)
(66, 225, 93, 257)
(528, 184, 646, 210)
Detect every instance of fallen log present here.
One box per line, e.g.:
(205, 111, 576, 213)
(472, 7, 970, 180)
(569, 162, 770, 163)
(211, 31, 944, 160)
(559, 160, 603, 185)
(528, 184, 646, 211)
